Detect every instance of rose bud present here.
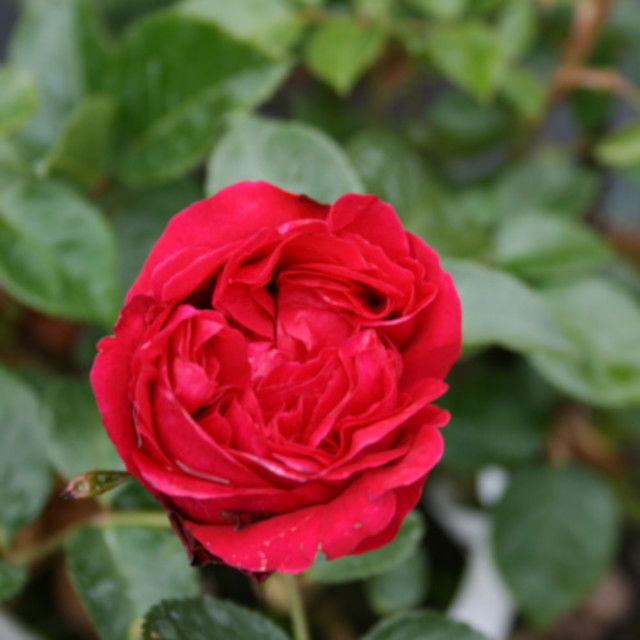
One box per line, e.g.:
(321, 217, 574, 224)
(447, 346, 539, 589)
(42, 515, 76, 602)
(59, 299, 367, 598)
(62, 470, 131, 500)
(91, 181, 461, 575)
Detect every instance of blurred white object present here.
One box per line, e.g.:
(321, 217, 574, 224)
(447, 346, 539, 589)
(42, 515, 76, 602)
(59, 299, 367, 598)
(0, 611, 41, 640)
(427, 467, 514, 640)
(476, 466, 509, 507)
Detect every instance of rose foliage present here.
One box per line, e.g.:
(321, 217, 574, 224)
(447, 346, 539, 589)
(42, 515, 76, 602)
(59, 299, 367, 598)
(91, 181, 461, 574)
(3, 1, 636, 636)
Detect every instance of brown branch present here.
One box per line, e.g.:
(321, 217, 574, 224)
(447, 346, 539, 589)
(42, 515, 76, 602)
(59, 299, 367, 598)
(556, 66, 640, 108)
(525, 0, 620, 144)
(549, 0, 617, 101)
(547, 404, 625, 474)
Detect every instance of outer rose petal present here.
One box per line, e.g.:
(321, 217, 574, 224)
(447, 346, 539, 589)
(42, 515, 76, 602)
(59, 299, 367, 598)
(328, 193, 409, 259)
(129, 181, 328, 300)
(91, 296, 154, 472)
(182, 473, 398, 573)
(401, 235, 462, 385)
(350, 482, 423, 555)
(181, 421, 445, 573)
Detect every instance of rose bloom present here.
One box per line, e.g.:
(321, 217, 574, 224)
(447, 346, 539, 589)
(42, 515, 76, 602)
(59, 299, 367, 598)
(92, 181, 461, 575)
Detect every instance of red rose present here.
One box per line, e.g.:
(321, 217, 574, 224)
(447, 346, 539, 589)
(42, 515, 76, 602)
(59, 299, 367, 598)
(91, 181, 461, 574)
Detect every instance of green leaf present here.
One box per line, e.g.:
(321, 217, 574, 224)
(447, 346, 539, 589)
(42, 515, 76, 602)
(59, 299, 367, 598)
(0, 179, 119, 324)
(114, 179, 202, 293)
(363, 610, 489, 640)
(529, 278, 640, 406)
(494, 150, 598, 218)
(307, 511, 424, 584)
(206, 116, 364, 202)
(304, 18, 386, 94)
(493, 212, 612, 281)
(424, 22, 507, 101)
(497, 0, 536, 60)
(9, 0, 108, 151)
(413, 174, 509, 256)
(609, 0, 640, 41)
(595, 121, 640, 168)
(405, 0, 469, 20)
(0, 365, 51, 543)
(177, 0, 301, 55)
(0, 66, 39, 136)
(44, 95, 116, 187)
(87, 0, 176, 33)
(493, 465, 619, 626)
(347, 130, 429, 217)
(412, 187, 496, 258)
(109, 12, 289, 186)
(0, 559, 27, 603)
(43, 377, 121, 478)
(290, 85, 363, 140)
(442, 363, 551, 470)
(445, 259, 571, 354)
(0, 139, 29, 192)
(428, 90, 509, 153)
(364, 546, 429, 615)
(354, 0, 393, 19)
(469, 0, 511, 14)
(501, 66, 546, 120)
(66, 525, 199, 640)
(142, 596, 291, 640)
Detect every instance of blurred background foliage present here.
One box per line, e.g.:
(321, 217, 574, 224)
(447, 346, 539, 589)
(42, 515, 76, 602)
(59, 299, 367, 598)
(0, 0, 640, 638)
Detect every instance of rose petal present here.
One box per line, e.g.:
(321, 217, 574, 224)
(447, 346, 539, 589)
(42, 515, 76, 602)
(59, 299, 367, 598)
(400, 235, 462, 385)
(151, 383, 268, 488)
(328, 194, 409, 259)
(183, 472, 398, 573)
(91, 296, 156, 468)
(129, 182, 328, 299)
(349, 481, 423, 555)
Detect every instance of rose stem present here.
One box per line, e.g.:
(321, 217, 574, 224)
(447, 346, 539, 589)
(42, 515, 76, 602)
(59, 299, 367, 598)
(8, 510, 170, 567)
(284, 573, 311, 640)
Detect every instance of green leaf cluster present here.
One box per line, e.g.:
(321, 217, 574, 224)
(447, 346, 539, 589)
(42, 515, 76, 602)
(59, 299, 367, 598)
(0, 0, 639, 637)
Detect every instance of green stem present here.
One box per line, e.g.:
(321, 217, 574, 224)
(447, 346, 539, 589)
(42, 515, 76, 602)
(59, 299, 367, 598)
(284, 573, 311, 640)
(96, 510, 170, 529)
(7, 510, 170, 567)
